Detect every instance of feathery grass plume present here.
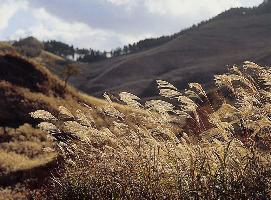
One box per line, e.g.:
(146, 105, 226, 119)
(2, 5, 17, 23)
(159, 88, 183, 99)
(30, 110, 57, 120)
(215, 103, 239, 118)
(189, 82, 207, 98)
(157, 80, 178, 90)
(144, 100, 177, 125)
(63, 121, 89, 134)
(42, 147, 55, 152)
(259, 69, 271, 87)
(29, 61, 271, 199)
(208, 103, 239, 131)
(113, 121, 129, 137)
(59, 106, 74, 118)
(103, 92, 113, 103)
(75, 109, 92, 127)
(230, 65, 243, 76)
(250, 117, 271, 137)
(214, 74, 235, 92)
(79, 102, 93, 111)
(178, 95, 199, 123)
(103, 104, 125, 119)
(38, 122, 57, 132)
(156, 80, 199, 123)
(230, 73, 258, 94)
(119, 92, 142, 109)
(243, 61, 261, 70)
(145, 100, 175, 114)
(157, 80, 182, 99)
(185, 89, 203, 102)
(102, 92, 125, 119)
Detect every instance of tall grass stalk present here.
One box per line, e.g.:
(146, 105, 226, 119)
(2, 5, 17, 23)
(31, 61, 270, 199)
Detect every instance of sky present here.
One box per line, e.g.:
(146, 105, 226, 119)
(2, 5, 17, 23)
(0, 0, 264, 51)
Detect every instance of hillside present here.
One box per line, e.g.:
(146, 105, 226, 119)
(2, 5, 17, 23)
(0, 52, 185, 198)
(0, 54, 270, 199)
(1, 2, 270, 199)
(0, 52, 128, 198)
(0, 42, 13, 53)
(66, 3, 271, 99)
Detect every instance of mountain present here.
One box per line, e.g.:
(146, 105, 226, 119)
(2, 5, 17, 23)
(67, 2, 271, 99)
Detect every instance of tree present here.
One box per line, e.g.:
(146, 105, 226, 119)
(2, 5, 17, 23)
(123, 45, 128, 54)
(13, 36, 44, 58)
(60, 64, 82, 87)
(44, 40, 75, 58)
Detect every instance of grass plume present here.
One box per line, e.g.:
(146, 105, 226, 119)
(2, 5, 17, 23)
(30, 61, 271, 199)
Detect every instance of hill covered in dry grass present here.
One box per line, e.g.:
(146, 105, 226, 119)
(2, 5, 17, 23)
(0, 52, 270, 199)
(0, 52, 184, 198)
(0, 52, 130, 198)
(67, 3, 271, 99)
(0, 2, 271, 199)
(0, 52, 76, 127)
(29, 61, 271, 199)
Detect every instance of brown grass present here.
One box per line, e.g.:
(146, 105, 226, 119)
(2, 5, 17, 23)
(0, 52, 131, 199)
(1, 50, 270, 199)
(0, 42, 13, 53)
(30, 61, 270, 199)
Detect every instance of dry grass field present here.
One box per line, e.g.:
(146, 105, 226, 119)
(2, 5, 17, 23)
(0, 49, 270, 199)
(1, 5, 271, 197)
(0, 52, 134, 199)
(27, 61, 270, 199)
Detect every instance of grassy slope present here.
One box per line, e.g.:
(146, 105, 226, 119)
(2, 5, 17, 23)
(0, 51, 185, 198)
(0, 42, 13, 52)
(67, 10, 271, 99)
(0, 52, 130, 198)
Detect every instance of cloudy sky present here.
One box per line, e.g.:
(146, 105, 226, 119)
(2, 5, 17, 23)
(0, 0, 263, 51)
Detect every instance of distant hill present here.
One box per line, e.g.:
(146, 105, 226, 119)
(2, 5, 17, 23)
(66, 2, 271, 99)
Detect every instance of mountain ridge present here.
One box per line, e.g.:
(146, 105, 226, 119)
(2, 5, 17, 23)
(68, 5, 271, 98)
(2, 2, 271, 100)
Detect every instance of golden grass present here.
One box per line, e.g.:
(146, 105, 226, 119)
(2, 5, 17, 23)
(0, 124, 56, 175)
(1, 51, 270, 199)
(0, 150, 55, 174)
(0, 42, 13, 53)
(30, 61, 271, 199)
(0, 52, 128, 199)
(40, 50, 65, 61)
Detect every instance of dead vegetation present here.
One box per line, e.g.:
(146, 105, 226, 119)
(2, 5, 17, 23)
(0, 52, 128, 198)
(30, 62, 270, 199)
(0, 51, 270, 199)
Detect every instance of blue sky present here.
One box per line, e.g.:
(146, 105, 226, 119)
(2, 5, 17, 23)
(0, 0, 264, 51)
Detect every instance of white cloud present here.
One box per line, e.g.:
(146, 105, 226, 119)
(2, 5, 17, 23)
(239, 0, 263, 7)
(144, 0, 242, 17)
(5, 0, 262, 51)
(0, 0, 28, 31)
(120, 32, 153, 46)
(105, 0, 137, 10)
(106, 0, 134, 6)
(10, 7, 139, 51)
